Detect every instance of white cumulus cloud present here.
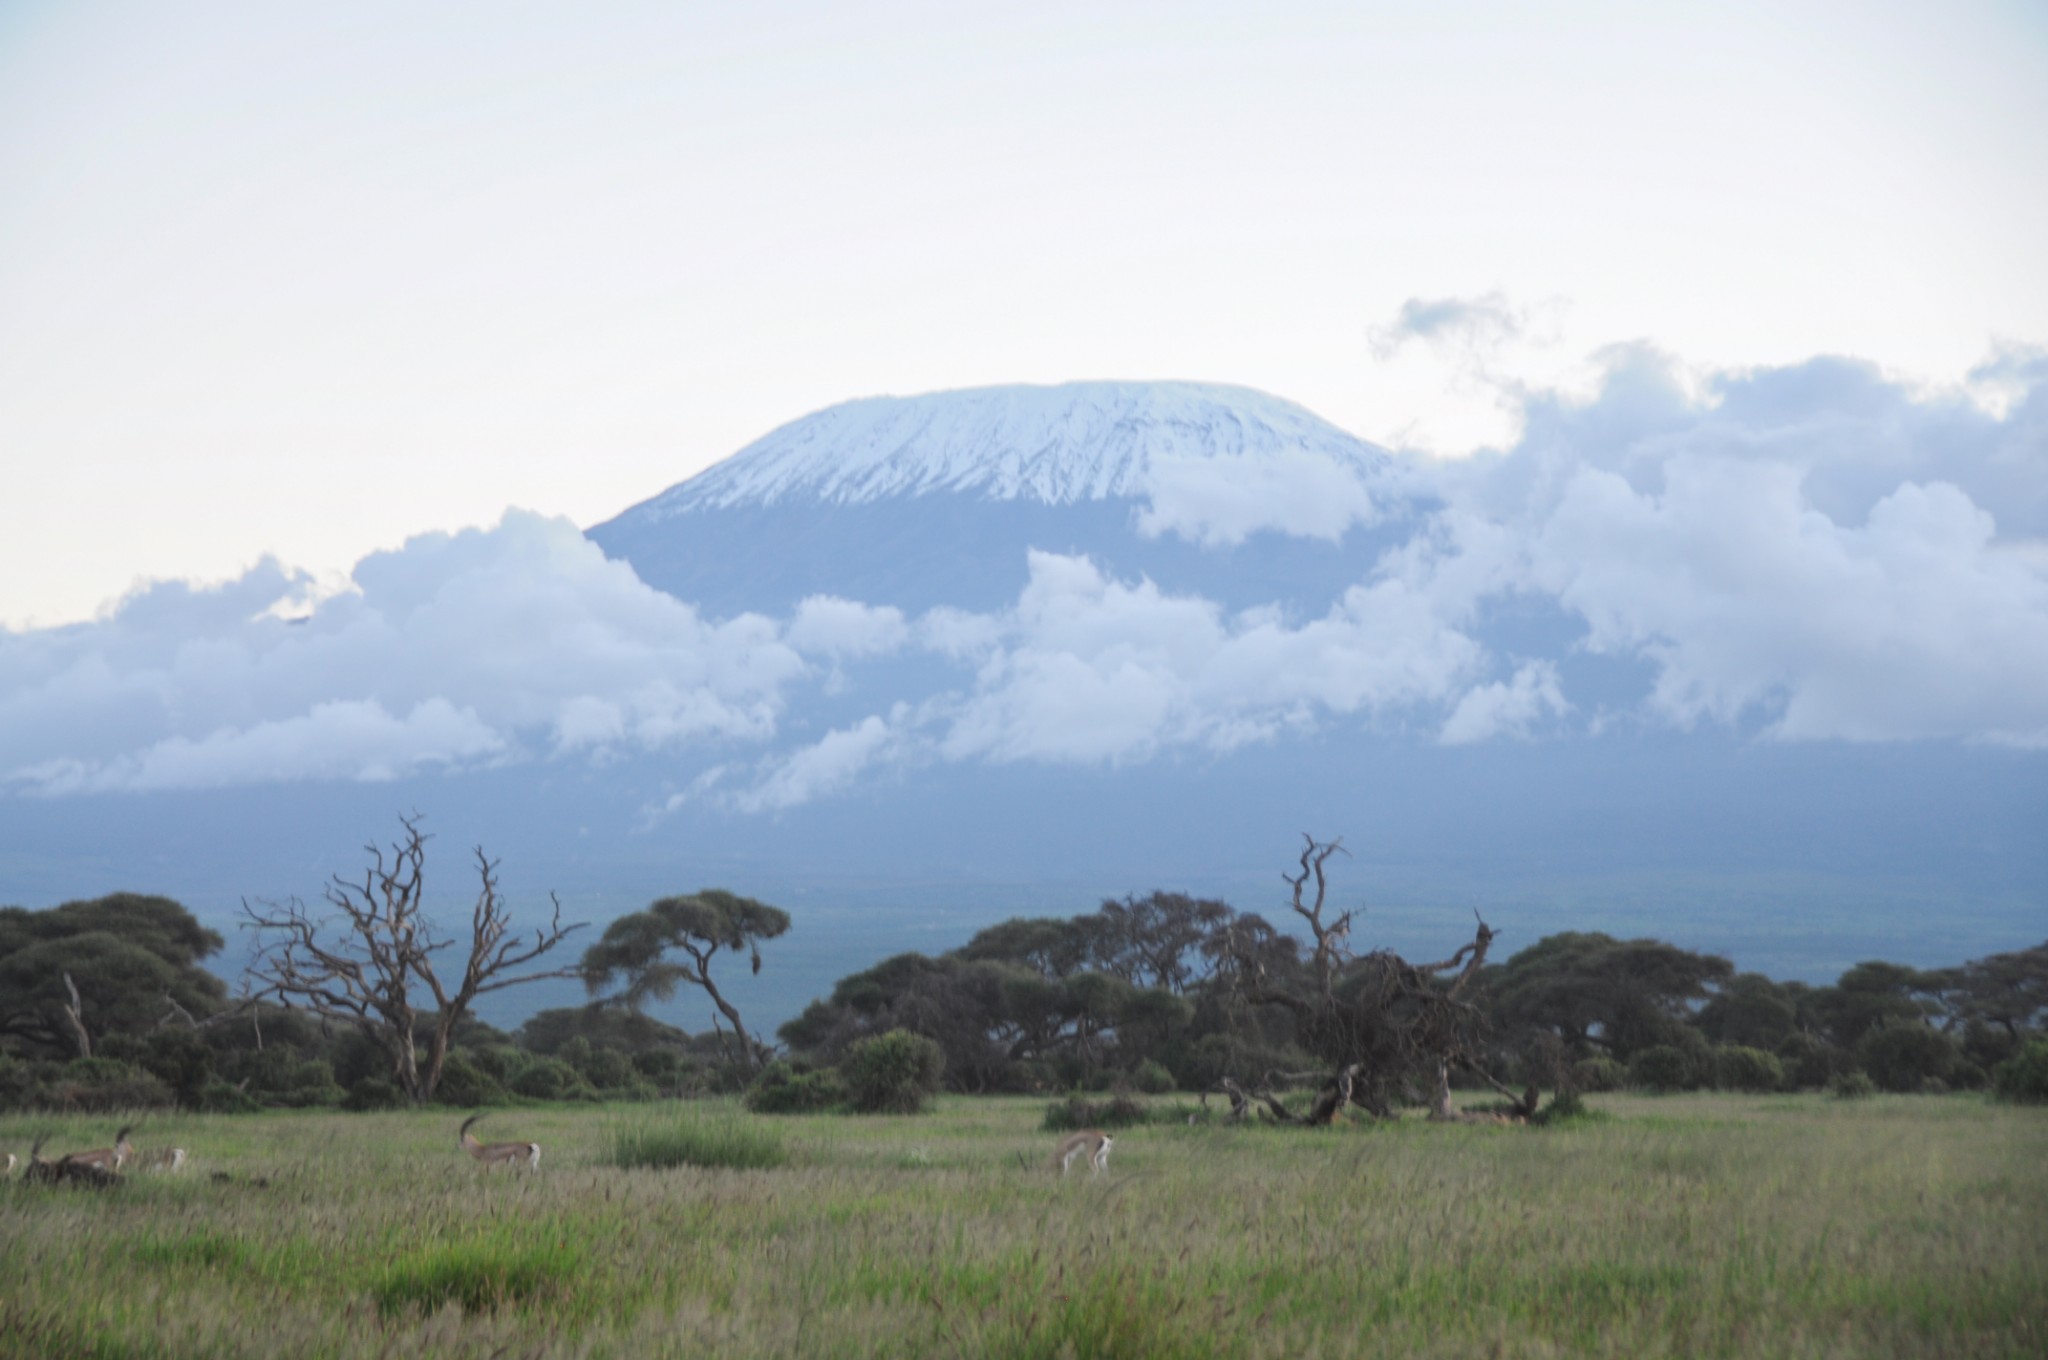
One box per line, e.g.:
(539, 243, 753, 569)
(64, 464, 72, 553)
(0, 510, 812, 793)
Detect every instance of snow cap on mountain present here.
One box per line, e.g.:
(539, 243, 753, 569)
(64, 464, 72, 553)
(626, 381, 1390, 517)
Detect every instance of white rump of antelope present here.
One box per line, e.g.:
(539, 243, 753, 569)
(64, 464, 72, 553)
(1052, 1129, 1113, 1176)
(459, 1114, 541, 1170)
(140, 1146, 188, 1172)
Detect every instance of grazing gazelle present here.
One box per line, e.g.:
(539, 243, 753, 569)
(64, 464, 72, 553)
(1052, 1128, 1113, 1176)
(458, 1114, 541, 1171)
(64, 1125, 135, 1173)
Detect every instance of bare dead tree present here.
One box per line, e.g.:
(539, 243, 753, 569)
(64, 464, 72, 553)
(1214, 834, 1537, 1125)
(58, 972, 92, 1058)
(241, 815, 584, 1105)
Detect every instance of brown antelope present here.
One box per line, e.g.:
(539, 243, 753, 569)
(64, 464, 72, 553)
(23, 1134, 121, 1188)
(1052, 1129, 1113, 1176)
(64, 1124, 135, 1174)
(458, 1114, 540, 1171)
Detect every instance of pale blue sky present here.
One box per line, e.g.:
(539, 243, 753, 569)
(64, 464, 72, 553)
(2, 0, 2045, 627)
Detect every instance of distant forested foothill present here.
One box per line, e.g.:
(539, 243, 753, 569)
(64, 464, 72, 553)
(4, 864, 2046, 1117)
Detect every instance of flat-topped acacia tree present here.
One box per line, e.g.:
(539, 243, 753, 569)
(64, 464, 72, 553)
(581, 890, 791, 1077)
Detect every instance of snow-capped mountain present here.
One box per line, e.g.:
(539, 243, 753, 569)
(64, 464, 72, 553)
(618, 381, 1391, 512)
(589, 381, 1419, 617)
(6, 370, 2041, 1023)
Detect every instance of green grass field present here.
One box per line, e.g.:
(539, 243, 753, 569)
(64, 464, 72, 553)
(3, 1094, 2042, 1358)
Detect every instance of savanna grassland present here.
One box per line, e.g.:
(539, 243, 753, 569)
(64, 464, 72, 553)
(2, 1095, 2042, 1359)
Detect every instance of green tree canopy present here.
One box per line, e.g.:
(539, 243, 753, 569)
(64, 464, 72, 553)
(0, 894, 227, 1058)
(582, 889, 790, 1075)
(1486, 932, 1734, 1060)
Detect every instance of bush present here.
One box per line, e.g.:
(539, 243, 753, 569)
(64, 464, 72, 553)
(46, 1057, 175, 1111)
(1531, 1087, 1589, 1125)
(510, 1057, 593, 1103)
(575, 1046, 641, 1093)
(1571, 1056, 1628, 1093)
(744, 1061, 847, 1115)
(632, 1048, 691, 1087)
(842, 1030, 945, 1114)
(466, 1045, 525, 1084)
(1628, 1046, 1698, 1093)
(1042, 1094, 1151, 1132)
(604, 1107, 787, 1170)
(344, 1077, 407, 1112)
(1712, 1045, 1786, 1092)
(228, 1049, 342, 1108)
(196, 1080, 262, 1114)
(1857, 1024, 1958, 1093)
(1128, 1060, 1176, 1095)
(1776, 1032, 1848, 1090)
(1992, 1039, 2048, 1104)
(1829, 1070, 1878, 1100)
(0, 1053, 36, 1107)
(432, 1052, 509, 1107)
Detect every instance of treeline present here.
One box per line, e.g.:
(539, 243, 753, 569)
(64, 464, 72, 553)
(3, 887, 2045, 1114)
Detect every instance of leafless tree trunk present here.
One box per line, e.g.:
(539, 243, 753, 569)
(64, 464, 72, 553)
(242, 815, 583, 1104)
(58, 972, 92, 1058)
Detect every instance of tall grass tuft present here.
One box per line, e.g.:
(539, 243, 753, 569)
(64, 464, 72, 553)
(604, 1103, 787, 1170)
(982, 1262, 1238, 1360)
(370, 1236, 585, 1318)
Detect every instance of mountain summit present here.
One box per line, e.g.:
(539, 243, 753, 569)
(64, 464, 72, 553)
(606, 381, 1388, 516)
(588, 381, 1403, 615)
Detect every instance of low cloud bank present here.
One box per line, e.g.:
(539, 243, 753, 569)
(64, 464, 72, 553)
(4, 342, 2043, 806)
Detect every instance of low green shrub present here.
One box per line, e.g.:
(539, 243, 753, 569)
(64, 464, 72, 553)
(843, 1030, 945, 1114)
(510, 1056, 592, 1103)
(1992, 1039, 2048, 1103)
(196, 1080, 262, 1114)
(1128, 1060, 1176, 1094)
(743, 1060, 847, 1115)
(1531, 1087, 1590, 1124)
(604, 1106, 787, 1171)
(433, 1052, 509, 1107)
(1628, 1046, 1698, 1093)
(1776, 1032, 1848, 1089)
(1042, 1094, 1152, 1132)
(1712, 1045, 1785, 1092)
(1571, 1056, 1628, 1093)
(45, 1057, 175, 1111)
(343, 1077, 407, 1112)
(1829, 1070, 1878, 1099)
(1858, 1023, 1958, 1093)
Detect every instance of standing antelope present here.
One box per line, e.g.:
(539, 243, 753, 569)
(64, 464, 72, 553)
(458, 1114, 541, 1171)
(64, 1124, 135, 1173)
(1052, 1128, 1113, 1176)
